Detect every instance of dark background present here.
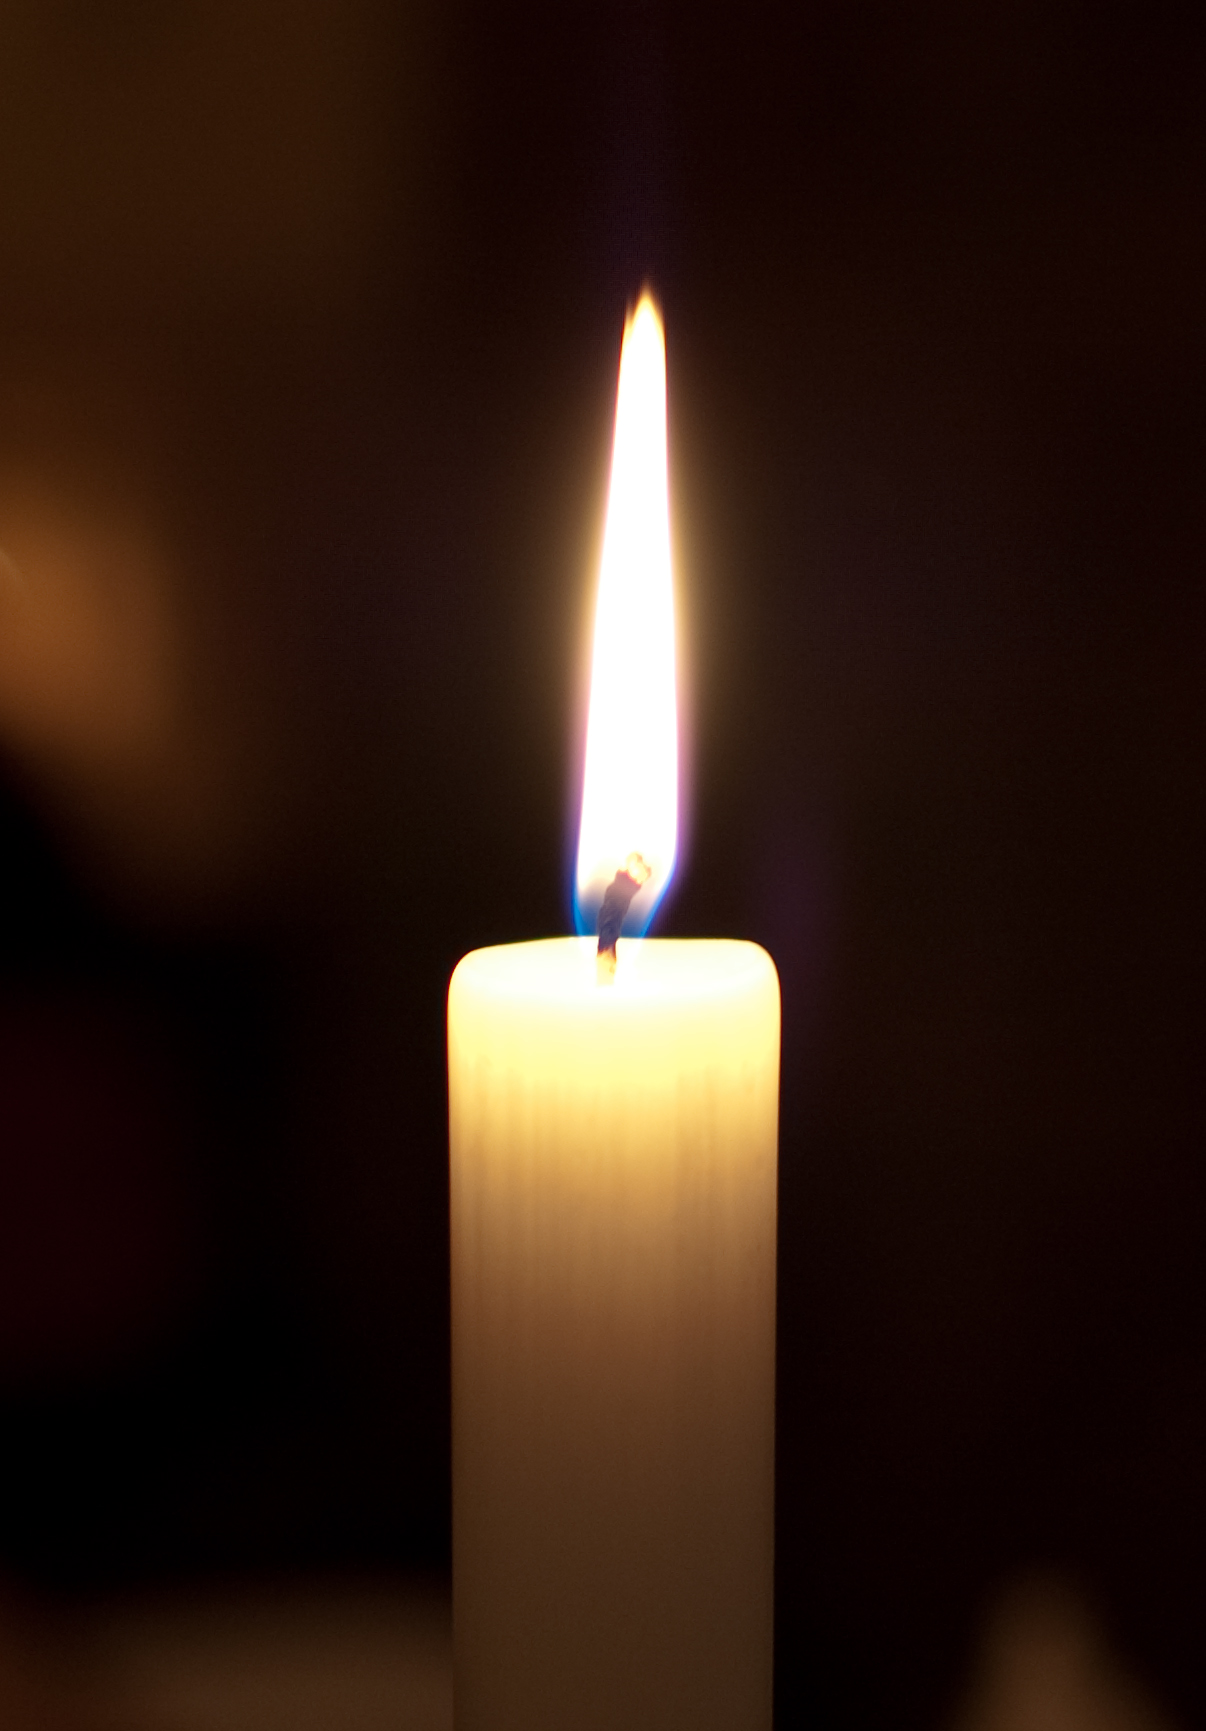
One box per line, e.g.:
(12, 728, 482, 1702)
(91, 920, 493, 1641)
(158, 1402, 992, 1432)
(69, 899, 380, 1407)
(0, 2, 1202, 1725)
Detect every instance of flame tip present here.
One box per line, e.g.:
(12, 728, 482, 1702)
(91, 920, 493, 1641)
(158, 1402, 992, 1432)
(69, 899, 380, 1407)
(627, 291, 663, 335)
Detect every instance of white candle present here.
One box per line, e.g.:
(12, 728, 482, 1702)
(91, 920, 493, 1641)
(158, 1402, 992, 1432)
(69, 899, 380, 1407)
(449, 936, 778, 1730)
(448, 298, 779, 1731)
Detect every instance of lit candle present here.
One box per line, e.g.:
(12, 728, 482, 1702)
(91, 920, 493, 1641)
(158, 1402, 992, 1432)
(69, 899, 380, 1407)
(448, 297, 779, 1731)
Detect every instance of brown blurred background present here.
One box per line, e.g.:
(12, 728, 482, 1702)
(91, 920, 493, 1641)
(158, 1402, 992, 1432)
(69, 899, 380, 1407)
(0, 1, 1202, 1726)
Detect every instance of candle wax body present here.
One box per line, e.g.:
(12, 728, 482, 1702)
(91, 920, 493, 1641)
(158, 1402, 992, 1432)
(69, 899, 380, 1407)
(448, 937, 779, 1731)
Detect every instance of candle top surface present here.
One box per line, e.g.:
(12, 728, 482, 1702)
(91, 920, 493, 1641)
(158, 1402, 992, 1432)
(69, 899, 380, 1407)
(450, 936, 776, 1009)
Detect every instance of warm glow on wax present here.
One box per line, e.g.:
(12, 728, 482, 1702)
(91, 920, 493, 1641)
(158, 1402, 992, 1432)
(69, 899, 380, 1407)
(576, 293, 677, 932)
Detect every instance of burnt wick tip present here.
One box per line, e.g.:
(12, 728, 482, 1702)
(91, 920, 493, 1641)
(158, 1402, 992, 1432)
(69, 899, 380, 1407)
(596, 852, 652, 982)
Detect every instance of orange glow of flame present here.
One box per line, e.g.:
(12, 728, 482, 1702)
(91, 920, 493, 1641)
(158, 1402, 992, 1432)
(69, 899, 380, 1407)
(575, 293, 677, 933)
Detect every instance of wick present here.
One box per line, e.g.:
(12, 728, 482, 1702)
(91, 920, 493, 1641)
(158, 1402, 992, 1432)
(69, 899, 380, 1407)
(596, 852, 652, 983)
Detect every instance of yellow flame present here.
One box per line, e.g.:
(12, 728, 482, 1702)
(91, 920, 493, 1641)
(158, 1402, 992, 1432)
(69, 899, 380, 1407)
(576, 294, 677, 929)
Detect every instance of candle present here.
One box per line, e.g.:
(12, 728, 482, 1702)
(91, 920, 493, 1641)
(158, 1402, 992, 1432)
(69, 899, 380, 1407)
(448, 298, 779, 1731)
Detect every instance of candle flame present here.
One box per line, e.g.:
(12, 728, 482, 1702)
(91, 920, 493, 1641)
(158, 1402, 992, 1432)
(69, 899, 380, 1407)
(575, 293, 677, 935)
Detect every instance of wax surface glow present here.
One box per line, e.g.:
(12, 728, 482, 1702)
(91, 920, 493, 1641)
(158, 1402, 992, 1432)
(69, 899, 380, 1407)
(449, 937, 779, 1731)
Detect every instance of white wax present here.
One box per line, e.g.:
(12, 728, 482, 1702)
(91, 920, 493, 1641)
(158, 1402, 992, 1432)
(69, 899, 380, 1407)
(448, 936, 779, 1731)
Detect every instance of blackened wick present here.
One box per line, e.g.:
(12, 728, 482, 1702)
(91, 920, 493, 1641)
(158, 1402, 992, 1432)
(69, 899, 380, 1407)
(597, 852, 652, 971)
